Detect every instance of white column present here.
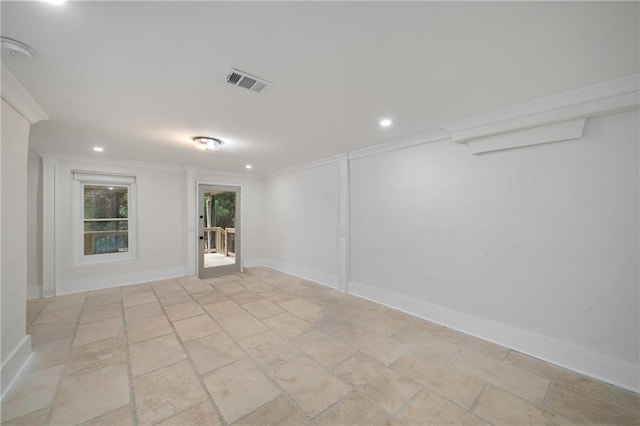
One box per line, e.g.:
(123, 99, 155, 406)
(42, 156, 56, 297)
(185, 167, 197, 276)
(338, 157, 350, 292)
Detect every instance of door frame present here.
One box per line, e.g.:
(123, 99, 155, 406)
(196, 182, 243, 278)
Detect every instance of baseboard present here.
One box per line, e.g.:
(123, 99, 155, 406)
(348, 280, 640, 393)
(1, 335, 33, 400)
(27, 284, 42, 300)
(243, 257, 265, 268)
(57, 266, 188, 295)
(262, 259, 339, 290)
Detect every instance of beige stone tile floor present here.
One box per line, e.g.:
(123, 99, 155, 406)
(2, 267, 639, 425)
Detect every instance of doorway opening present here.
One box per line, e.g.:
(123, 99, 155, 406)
(198, 184, 241, 278)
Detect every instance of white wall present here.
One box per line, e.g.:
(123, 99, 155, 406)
(54, 160, 187, 294)
(27, 151, 42, 299)
(350, 110, 639, 386)
(1, 99, 32, 396)
(263, 162, 341, 287)
(43, 163, 266, 294)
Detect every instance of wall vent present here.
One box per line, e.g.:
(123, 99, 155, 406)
(224, 68, 271, 93)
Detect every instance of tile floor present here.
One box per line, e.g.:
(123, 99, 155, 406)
(2, 267, 639, 425)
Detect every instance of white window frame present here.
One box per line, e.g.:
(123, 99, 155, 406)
(72, 171, 138, 265)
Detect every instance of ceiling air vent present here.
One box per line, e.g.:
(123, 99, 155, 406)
(224, 68, 271, 94)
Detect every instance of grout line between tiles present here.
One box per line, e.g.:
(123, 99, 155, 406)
(18, 269, 640, 426)
(150, 278, 230, 426)
(542, 381, 554, 410)
(116, 285, 140, 426)
(469, 382, 489, 413)
(41, 293, 88, 426)
(210, 275, 345, 425)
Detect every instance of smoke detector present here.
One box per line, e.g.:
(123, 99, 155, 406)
(224, 68, 271, 94)
(1, 37, 33, 59)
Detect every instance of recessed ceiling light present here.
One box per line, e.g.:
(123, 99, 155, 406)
(245, 164, 253, 169)
(93, 147, 104, 152)
(43, 0, 66, 5)
(192, 136, 222, 151)
(380, 118, 392, 127)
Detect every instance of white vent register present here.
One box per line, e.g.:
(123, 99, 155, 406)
(225, 68, 271, 93)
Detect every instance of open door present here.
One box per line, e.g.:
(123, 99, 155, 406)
(198, 184, 241, 278)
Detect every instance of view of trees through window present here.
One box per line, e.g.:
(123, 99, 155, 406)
(212, 192, 235, 229)
(84, 185, 129, 255)
(203, 191, 236, 256)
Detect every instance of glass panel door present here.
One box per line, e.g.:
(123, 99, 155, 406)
(198, 184, 241, 278)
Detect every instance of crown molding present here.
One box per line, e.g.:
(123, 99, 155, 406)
(443, 74, 639, 144)
(29, 150, 262, 178)
(195, 167, 262, 179)
(348, 129, 450, 161)
(468, 118, 586, 155)
(1, 65, 48, 124)
(265, 153, 346, 178)
(37, 152, 185, 172)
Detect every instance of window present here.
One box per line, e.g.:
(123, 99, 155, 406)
(73, 172, 137, 263)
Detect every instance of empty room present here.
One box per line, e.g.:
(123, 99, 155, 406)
(1, 1, 639, 425)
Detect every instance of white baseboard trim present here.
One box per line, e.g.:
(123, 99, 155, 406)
(57, 266, 188, 295)
(263, 259, 339, 290)
(243, 257, 265, 268)
(1, 335, 33, 400)
(349, 280, 640, 393)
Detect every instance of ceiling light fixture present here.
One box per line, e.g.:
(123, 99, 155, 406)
(0, 37, 34, 59)
(193, 137, 222, 151)
(93, 147, 104, 152)
(43, 0, 66, 5)
(245, 164, 253, 169)
(380, 118, 392, 127)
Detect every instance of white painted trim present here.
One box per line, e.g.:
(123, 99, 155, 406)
(72, 173, 137, 265)
(57, 266, 187, 295)
(265, 154, 346, 178)
(337, 158, 350, 292)
(1, 335, 32, 400)
(195, 180, 244, 276)
(348, 129, 450, 161)
(443, 74, 639, 144)
(195, 166, 262, 179)
(185, 168, 197, 276)
(42, 157, 56, 297)
(31, 153, 260, 178)
(243, 257, 265, 268)
(349, 280, 640, 392)
(263, 259, 339, 290)
(468, 118, 586, 154)
(36, 153, 186, 173)
(0, 65, 48, 124)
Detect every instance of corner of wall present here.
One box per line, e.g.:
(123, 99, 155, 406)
(0, 335, 32, 400)
(263, 258, 339, 290)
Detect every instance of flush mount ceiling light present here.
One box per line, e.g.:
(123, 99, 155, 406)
(1, 37, 34, 59)
(245, 164, 253, 169)
(93, 147, 104, 152)
(43, 0, 66, 4)
(380, 118, 392, 127)
(193, 137, 222, 151)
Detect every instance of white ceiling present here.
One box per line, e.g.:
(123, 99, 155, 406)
(2, 1, 638, 173)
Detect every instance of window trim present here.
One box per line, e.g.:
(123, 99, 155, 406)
(72, 171, 138, 265)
